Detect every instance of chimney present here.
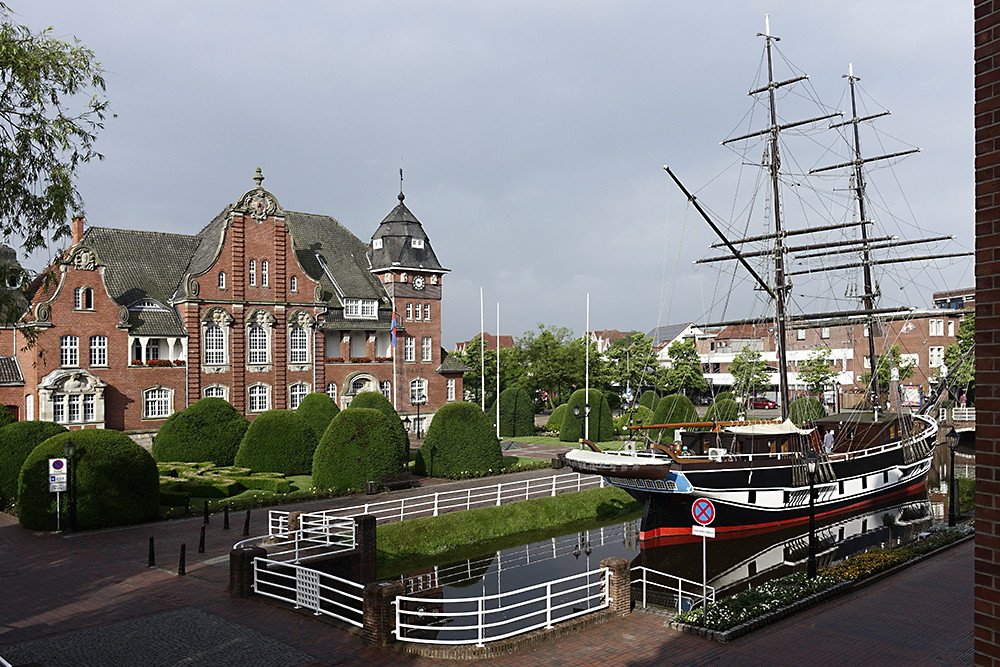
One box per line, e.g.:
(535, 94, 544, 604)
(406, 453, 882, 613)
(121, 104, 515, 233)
(71, 216, 84, 246)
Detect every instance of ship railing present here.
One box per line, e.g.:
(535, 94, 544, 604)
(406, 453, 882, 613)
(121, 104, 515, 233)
(825, 413, 938, 463)
(393, 567, 609, 646)
(630, 566, 715, 613)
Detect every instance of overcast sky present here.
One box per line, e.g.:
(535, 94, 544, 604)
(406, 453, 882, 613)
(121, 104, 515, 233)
(15, 2, 974, 348)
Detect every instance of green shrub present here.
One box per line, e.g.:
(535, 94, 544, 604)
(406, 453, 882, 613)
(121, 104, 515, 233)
(713, 391, 735, 404)
(17, 430, 159, 530)
(234, 410, 318, 476)
(605, 392, 621, 412)
(705, 398, 741, 423)
(347, 391, 408, 468)
(614, 405, 653, 436)
(638, 390, 658, 411)
(649, 394, 699, 443)
(313, 408, 402, 493)
(546, 404, 567, 432)
(789, 396, 826, 427)
(415, 402, 503, 477)
(487, 386, 536, 437)
(151, 397, 249, 465)
(295, 392, 340, 439)
(0, 404, 16, 430)
(558, 389, 614, 443)
(0, 421, 67, 507)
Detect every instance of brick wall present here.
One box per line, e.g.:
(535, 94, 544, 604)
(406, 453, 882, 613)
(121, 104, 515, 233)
(976, 1, 1000, 663)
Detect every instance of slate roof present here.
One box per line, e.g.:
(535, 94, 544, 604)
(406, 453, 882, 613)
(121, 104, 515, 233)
(0, 356, 22, 384)
(369, 193, 447, 273)
(437, 350, 471, 374)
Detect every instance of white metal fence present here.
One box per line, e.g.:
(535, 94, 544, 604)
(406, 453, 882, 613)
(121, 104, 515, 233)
(253, 556, 365, 626)
(394, 567, 609, 646)
(630, 566, 715, 613)
(940, 407, 976, 422)
(236, 515, 356, 563)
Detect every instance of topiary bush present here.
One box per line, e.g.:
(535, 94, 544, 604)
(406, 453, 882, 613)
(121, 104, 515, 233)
(295, 392, 341, 439)
(151, 397, 249, 466)
(414, 402, 503, 478)
(487, 386, 536, 437)
(0, 421, 68, 508)
(558, 389, 614, 443)
(313, 408, 402, 493)
(17, 429, 159, 531)
(614, 405, 653, 437)
(234, 410, 318, 476)
(348, 391, 408, 468)
(713, 392, 736, 404)
(789, 396, 827, 427)
(638, 390, 658, 411)
(0, 404, 16, 430)
(705, 398, 742, 423)
(546, 404, 568, 433)
(649, 394, 699, 443)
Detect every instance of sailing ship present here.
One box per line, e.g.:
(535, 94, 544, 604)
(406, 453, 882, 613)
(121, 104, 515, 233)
(564, 17, 968, 542)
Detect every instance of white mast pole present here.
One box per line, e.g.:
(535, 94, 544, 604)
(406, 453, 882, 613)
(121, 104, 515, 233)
(480, 287, 485, 411)
(585, 292, 590, 442)
(392, 293, 397, 410)
(496, 302, 501, 439)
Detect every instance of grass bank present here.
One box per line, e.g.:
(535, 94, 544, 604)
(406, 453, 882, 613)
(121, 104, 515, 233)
(376, 485, 641, 577)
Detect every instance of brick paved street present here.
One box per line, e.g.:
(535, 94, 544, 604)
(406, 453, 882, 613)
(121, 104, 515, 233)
(0, 467, 972, 666)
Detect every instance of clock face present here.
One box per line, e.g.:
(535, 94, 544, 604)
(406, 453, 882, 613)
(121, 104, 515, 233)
(413, 276, 425, 291)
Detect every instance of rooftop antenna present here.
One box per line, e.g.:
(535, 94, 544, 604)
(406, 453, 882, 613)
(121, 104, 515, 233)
(399, 160, 404, 201)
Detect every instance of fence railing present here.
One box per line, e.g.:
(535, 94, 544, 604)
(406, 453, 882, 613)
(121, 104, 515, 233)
(630, 566, 715, 613)
(952, 407, 976, 421)
(394, 567, 609, 646)
(237, 515, 356, 563)
(266, 472, 605, 534)
(253, 556, 365, 626)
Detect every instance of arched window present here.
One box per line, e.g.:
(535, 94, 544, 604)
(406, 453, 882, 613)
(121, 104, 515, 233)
(326, 382, 337, 402)
(289, 383, 308, 409)
(60, 335, 79, 367)
(261, 260, 269, 286)
(409, 378, 427, 404)
(218, 272, 226, 289)
(143, 387, 172, 419)
(248, 384, 269, 412)
(249, 259, 256, 286)
(204, 324, 225, 365)
(289, 326, 308, 363)
(204, 384, 226, 399)
(248, 325, 268, 364)
(290, 275, 298, 292)
(351, 377, 368, 394)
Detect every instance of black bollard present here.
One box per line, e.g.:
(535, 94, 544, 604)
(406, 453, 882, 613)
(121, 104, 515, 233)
(242, 509, 251, 537)
(184, 494, 191, 517)
(223, 504, 230, 530)
(179, 543, 186, 576)
(148, 536, 155, 567)
(198, 523, 206, 554)
(203, 500, 210, 524)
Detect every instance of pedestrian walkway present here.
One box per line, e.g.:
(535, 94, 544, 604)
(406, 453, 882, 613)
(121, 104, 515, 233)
(0, 468, 972, 667)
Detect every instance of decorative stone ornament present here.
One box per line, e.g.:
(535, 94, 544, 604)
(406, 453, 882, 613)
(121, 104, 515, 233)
(71, 247, 97, 271)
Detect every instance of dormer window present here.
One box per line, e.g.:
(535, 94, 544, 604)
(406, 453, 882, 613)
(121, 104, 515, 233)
(411, 239, 424, 249)
(344, 298, 378, 319)
(373, 238, 383, 250)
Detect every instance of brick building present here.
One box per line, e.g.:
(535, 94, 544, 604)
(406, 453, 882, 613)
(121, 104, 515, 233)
(1, 171, 466, 432)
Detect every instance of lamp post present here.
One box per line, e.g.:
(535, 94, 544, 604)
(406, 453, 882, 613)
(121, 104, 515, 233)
(572, 403, 591, 445)
(805, 447, 819, 578)
(63, 438, 76, 533)
(411, 392, 427, 439)
(947, 427, 960, 527)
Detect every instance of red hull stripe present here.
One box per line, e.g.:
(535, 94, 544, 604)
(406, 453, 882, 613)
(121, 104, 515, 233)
(638, 479, 927, 545)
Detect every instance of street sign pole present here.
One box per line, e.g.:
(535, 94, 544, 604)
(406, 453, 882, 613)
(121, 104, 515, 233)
(56, 491, 60, 532)
(691, 498, 717, 611)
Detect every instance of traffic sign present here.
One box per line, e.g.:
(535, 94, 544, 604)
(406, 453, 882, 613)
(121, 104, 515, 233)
(692, 498, 716, 526)
(49, 474, 67, 484)
(49, 458, 67, 475)
(49, 482, 67, 493)
(692, 525, 716, 538)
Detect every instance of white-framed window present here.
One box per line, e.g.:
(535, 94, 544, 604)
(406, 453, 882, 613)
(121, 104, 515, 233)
(410, 378, 427, 403)
(53, 397, 64, 423)
(948, 320, 955, 337)
(204, 384, 227, 399)
(902, 353, 920, 368)
(73, 287, 93, 310)
(248, 325, 268, 364)
(68, 394, 80, 423)
(411, 238, 424, 249)
(929, 320, 944, 336)
(864, 324, 870, 338)
(132, 339, 143, 363)
(60, 335, 79, 367)
(373, 238, 383, 249)
(289, 382, 308, 409)
(261, 260, 269, 286)
(406, 303, 412, 320)
(821, 327, 830, 339)
(423, 304, 431, 320)
(83, 394, 95, 422)
(290, 275, 298, 292)
(205, 324, 225, 365)
(380, 380, 391, 399)
(447, 378, 455, 401)
(351, 377, 368, 394)
(326, 382, 337, 402)
(796, 329, 805, 340)
(249, 259, 257, 286)
(289, 326, 309, 364)
(422, 336, 432, 362)
(146, 339, 160, 361)
(89, 335, 107, 366)
(929, 346, 945, 368)
(49, 391, 99, 425)
(404, 337, 415, 362)
(218, 272, 226, 289)
(345, 299, 360, 318)
(361, 300, 377, 318)
(414, 304, 422, 321)
(248, 384, 270, 412)
(143, 387, 172, 419)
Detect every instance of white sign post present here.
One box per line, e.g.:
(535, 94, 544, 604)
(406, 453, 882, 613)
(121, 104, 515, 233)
(49, 458, 67, 532)
(691, 498, 717, 610)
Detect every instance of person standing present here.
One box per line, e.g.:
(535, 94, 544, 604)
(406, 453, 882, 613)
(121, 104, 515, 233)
(823, 429, 835, 454)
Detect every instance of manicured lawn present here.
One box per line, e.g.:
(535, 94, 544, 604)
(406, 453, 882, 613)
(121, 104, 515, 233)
(505, 435, 625, 450)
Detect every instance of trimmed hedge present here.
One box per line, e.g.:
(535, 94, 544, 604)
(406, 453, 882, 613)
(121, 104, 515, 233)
(17, 430, 159, 531)
(789, 396, 827, 427)
(415, 402, 503, 478)
(713, 392, 736, 404)
(295, 392, 340, 439)
(488, 386, 536, 437)
(614, 405, 653, 436)
(234, 410, 318, 476)
(0, 421, 68, 507)
(546, 404, 568, 432)
(649, 394, 699, 443)
(347, 391, 408, 468)
(313, 408, 403, 493)
(558, 389, 614, 443)
(705, 398, 741, 423)
(638, 390, 658, 411)
(151, 397, 249, 465)
(0, 404, 15, 430)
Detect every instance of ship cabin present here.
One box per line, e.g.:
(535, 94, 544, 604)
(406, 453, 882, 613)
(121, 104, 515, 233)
(675, 420, 812, 457)
(809, 412, 912, 452)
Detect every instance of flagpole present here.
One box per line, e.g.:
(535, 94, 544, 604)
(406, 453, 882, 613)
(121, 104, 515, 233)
(392, 293, 397, 410)
(496, 301, 500, 439)
(585, 292, 590, 442)
(480, 287, 485, 412)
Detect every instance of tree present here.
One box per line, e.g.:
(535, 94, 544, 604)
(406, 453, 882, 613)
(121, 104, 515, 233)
(861, 343, 915, 391)
(456, 334, 525, 408)
(517, 325, 579, 409)
(604, 332, 662, 402)
(728, 347, 770, 399)
(943, 313, 974, 398)
(799, 348, 838, 396)
(663, 340, 708, 395)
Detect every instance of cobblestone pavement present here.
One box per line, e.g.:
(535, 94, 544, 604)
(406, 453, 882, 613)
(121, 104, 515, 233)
(0, 468, 972, 667)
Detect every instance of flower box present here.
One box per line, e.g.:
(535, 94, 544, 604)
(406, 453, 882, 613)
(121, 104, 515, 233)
(324, 357, 344, 363)
(350, 357, 372, 363)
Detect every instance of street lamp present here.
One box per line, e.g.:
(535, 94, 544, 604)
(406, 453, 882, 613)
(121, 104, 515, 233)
(410, 392, 427, 439)
(572, 403, 591, 445)
(947, 427, 960, 527)
(63, 438, 76, 533)
(805, 447, 819, 578)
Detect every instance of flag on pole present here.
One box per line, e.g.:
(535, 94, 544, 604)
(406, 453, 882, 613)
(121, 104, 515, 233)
(391, 311, 398, 347)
